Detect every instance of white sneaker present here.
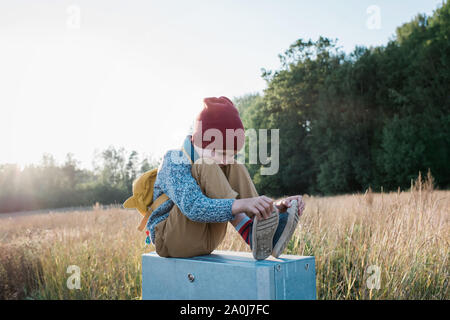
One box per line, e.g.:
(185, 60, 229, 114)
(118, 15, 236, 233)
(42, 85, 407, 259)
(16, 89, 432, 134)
(250, 211, 279, 260)
(272, 200, 300, 258)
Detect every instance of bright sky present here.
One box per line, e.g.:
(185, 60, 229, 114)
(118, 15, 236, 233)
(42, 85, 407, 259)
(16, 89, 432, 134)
(0, 0, 444, 170)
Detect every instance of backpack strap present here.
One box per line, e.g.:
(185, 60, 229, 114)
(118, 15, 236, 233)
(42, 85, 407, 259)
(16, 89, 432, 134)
(137, 193, 170, 231)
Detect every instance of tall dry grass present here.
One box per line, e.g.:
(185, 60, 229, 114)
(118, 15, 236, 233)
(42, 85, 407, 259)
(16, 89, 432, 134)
(0, 172, 448, 299)
(0, 205, 145, 299)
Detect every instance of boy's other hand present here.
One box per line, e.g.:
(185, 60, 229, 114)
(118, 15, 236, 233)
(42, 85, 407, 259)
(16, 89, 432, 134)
(274, 195, 305, 217)
(232, 196, 274, 220)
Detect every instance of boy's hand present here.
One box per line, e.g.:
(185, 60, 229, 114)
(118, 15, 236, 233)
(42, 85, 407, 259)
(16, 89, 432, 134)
(274, 195, 305, 217)
(232, 196, 274, 220)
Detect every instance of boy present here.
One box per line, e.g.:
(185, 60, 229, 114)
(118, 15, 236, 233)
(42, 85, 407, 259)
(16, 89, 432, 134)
(147, 96, 305, 260)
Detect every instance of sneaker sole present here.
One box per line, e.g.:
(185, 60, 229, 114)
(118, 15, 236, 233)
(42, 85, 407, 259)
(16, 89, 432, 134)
(252, 211, 279, 260)
(272, 200, 300, 258)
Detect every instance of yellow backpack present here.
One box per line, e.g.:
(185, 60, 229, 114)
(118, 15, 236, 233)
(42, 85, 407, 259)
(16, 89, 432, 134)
(123, 168, 169, 235)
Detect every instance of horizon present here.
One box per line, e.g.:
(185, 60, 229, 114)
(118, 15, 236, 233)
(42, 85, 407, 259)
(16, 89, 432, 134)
(0, 0, 444, 170)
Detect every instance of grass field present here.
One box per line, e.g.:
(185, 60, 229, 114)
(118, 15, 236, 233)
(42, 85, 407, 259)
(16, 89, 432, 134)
(0, 173, 448, 300)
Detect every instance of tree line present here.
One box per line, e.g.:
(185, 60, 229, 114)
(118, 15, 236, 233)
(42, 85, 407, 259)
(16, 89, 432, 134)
(0, 148, 159, 213)
(235, 2, 449, 197)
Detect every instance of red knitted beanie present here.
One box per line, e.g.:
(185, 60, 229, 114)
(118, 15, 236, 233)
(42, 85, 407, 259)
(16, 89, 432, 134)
(191, 96, 245, 152)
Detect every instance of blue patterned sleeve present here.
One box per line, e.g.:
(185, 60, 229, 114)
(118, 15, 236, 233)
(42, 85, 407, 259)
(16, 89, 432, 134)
(158, 151, 235, 223)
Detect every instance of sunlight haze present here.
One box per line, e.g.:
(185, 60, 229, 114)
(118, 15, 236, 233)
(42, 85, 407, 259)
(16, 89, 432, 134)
(0, 0, 443, 169)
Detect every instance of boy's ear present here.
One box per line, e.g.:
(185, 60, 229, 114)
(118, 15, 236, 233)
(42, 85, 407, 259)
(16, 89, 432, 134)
(123, 196, 137, 209)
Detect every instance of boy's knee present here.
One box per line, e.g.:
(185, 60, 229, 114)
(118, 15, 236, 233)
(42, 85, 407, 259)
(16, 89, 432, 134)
(191, 162, 227, 188)
(191, 162, 238, 199)
(224, 164, 258, 199)
(229, 163, 249, 175)
(192, 161, 222, 180)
